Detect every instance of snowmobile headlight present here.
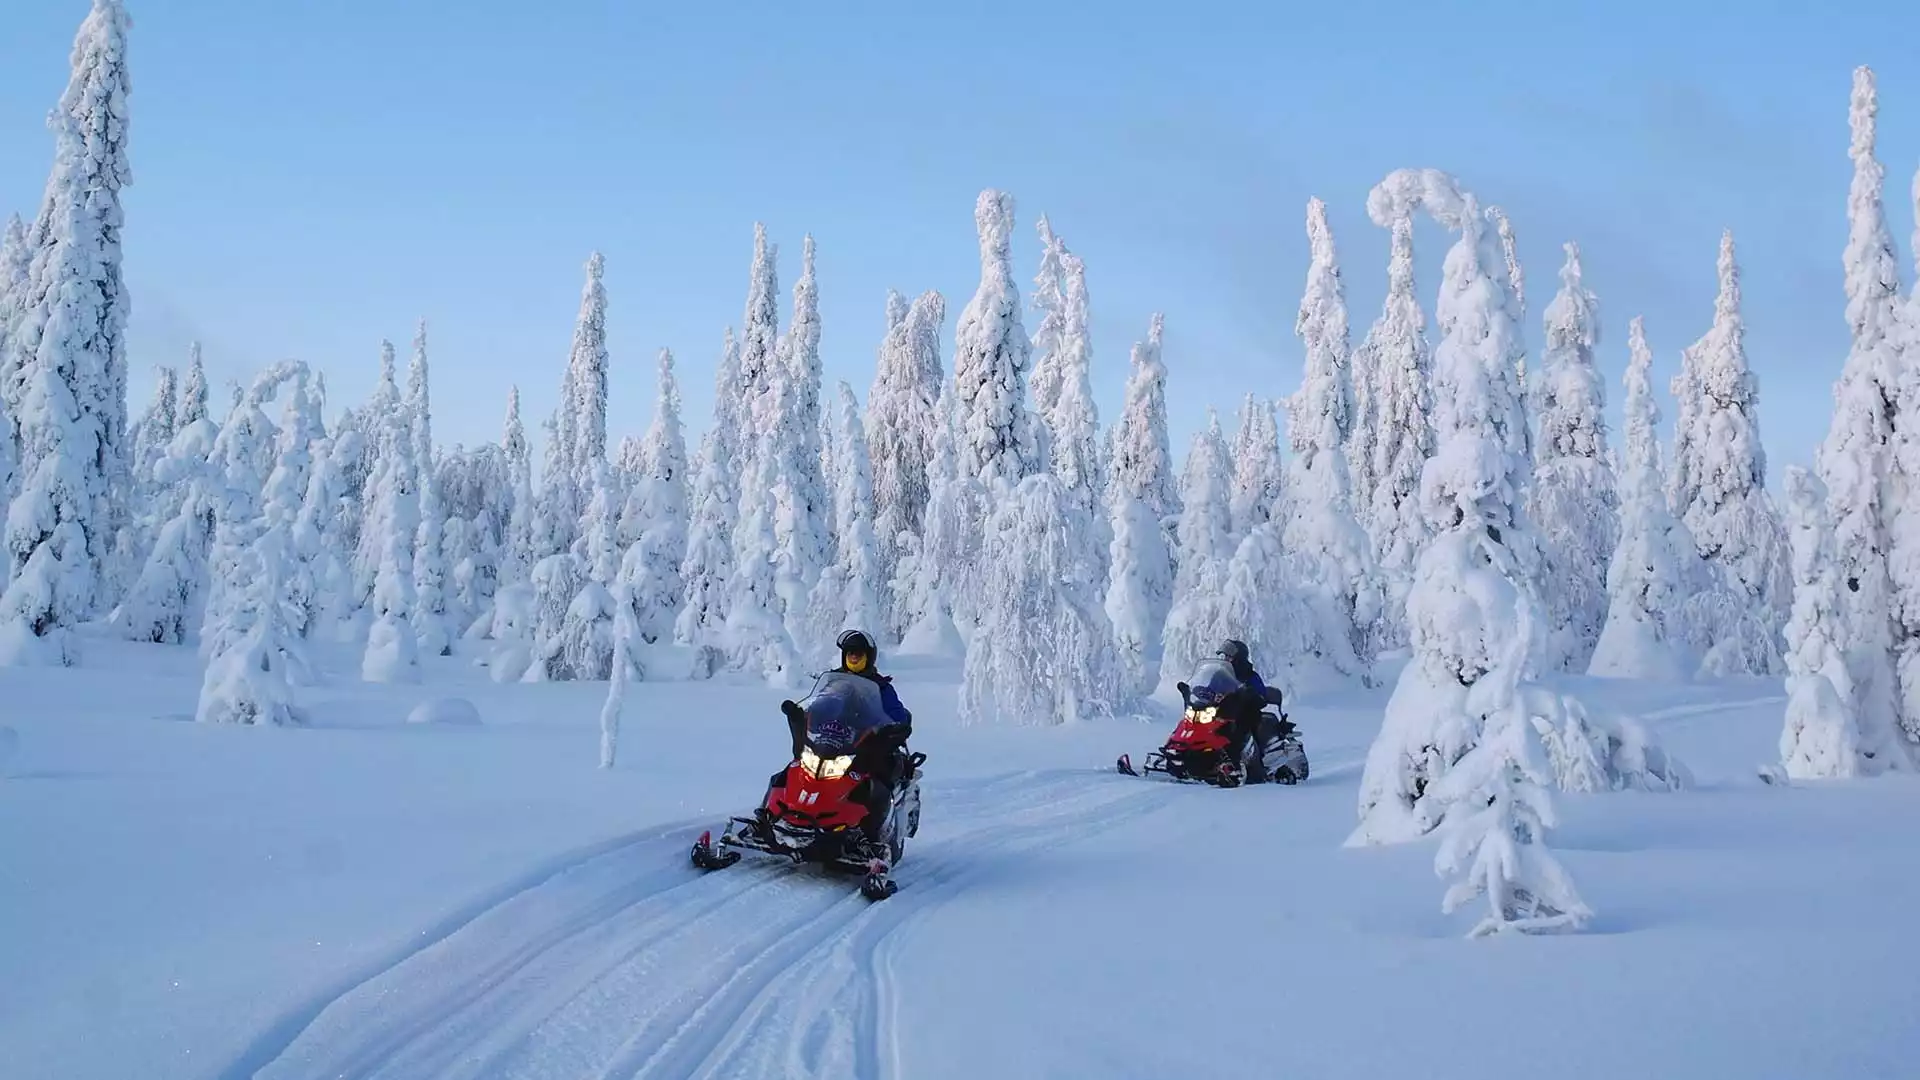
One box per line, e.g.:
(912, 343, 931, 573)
(801, 749, 855, 779)
(1187, 706, 1219, 724)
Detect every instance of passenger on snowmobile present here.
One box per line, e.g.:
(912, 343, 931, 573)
(1180, 640, 1288, 768)
(773, 629, 913, 846)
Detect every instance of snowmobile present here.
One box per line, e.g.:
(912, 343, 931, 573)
(1117, 657, 1309, 787)
(691, 671, 924, 901)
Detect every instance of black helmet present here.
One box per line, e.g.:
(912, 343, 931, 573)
(836, 628, 876, 658)
(1219, 639, 1250, 667)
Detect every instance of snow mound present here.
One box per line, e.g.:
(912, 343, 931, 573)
(406, 697, 482, 726)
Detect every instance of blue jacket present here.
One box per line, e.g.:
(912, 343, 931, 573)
(841, 667, 912, 731)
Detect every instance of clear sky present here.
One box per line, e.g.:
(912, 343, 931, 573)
(2, 0, 1916, 477)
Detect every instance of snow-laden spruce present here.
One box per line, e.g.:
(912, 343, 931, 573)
(1778, 466, 1863, 779)
(0, 0, 134, 664)
(676, 427, 733, 649)
(1228, 395, 1284, 541)
(616, 349, 690, 647)
(1109, 313, 1180, 525)
(736, 226, 782, 459)
(361, 377, 423, 684)
(1811, 66, 1905, 772)
(894, 381, 969, 657)
(1028, 215, 1068, 424)
(1590, 318, 1695, 680)
(674, 331, 743, 648)
(771, 235, 834, 632)
(109, 411, 219, 645)
(1894, 165, 1920, 756)
(353, 341, 404, 602)
(961, 471, 1126, 725)
(952, 190, 1039, 494)
(1670, 232, 1790, 675)
(499, 387, 536, 590)
(1360, 212, 1434, 649)
(1160, 413, 1237, 683)
(407, 323, 452, 657)
(1045, 250, 1109, 580)
(1428, 627, 1593, 938)
(867, 289, 945, 638)
(1285, 198, 1380, 681)
(199, 363, 298, 657)
(1349, 169, 1560, 847)
(1104, 315, 1178, 695)
(536, 464, 620, 682)
(724, 416, 799, 686)
(805, 383, 886, 662)
(1529, 242, 1618, 672)
(577, 436, 624, 591)
(564, 252, 610, 499)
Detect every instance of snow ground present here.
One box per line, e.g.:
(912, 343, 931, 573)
(3, 642, 1917, 1080)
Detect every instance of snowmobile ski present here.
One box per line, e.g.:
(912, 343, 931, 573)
(690, 829, 741, 871)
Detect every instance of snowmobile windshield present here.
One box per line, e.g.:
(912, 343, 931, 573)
(1186, 658, 1242, 708)
(800, 672, 893, 756)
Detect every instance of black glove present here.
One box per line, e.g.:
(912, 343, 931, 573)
(1263, 686, 1284, 706)
(1176, 681, 1190, 705)
(780, 700, 804, 721)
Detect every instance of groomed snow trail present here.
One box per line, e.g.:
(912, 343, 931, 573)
(242, 769, 1167, 1080)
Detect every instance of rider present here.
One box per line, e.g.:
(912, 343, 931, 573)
(1184, 640, 1284, 773)
(775, 629, 914, 849)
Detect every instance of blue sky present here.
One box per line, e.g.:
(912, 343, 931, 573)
(2, 0, 1916, 476)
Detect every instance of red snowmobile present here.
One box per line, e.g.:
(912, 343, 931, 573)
(1117, 657, 1308, 787)
(691, 672, 924, 901)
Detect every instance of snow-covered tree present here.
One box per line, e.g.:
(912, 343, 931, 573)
(198, 363, 294, 655)
(292, 423, 357, 638)
(676, 428, 733, 647)
(361, 383, 421, 683)
(772, 235, 834, 619)
(894, 382, 969, 655)
(1429, 668, 1593, 937)
(962, 472, 1124, 725)
(617, 349, 690, 645)
(1672, 231, 1791, 674)
(579, 455, 623, 588)
(805, 382, 886, 660)
(1161, 413, 1238, 686)
(565, 252, 610, 493)
(535, 464, 619, 682)
(1285, 197, 1378, 681)
(1109, 313, 1180, 523)
(195, 522, 307, 727)
(110, 417, 218, 645)
(1350, 168, 1555, 847)
(1104, 315, 1179, 691)
(1170, 413, 1235, 606)
(130, 366, 178, 499)
(1530, 242, 1618, 672)
(868, 289, 946, 632)
(1228, 395, 1284, 541)
(0, 213, 29, 487)
(353, 341, 403, 599)
(1590, 318, 1694, 680)
(1827, 67, 1916, 771)
(952, 190, 1038, 492)
(0, 0, 134, 663)
(735, 226, 781, 474)
(1047, 250, 1107, 565)
(500, 386, 535, 587)
(1778, 466, 1862, 779)
(407, 322, 451, 656)
(724, 426, 799, 686)
(1028, 215, 1069, 425)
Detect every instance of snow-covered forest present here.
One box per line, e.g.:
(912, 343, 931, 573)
(5, 0, 1920, 944)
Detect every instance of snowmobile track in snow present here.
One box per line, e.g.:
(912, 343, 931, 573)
(236, 769, 1165, 1080)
